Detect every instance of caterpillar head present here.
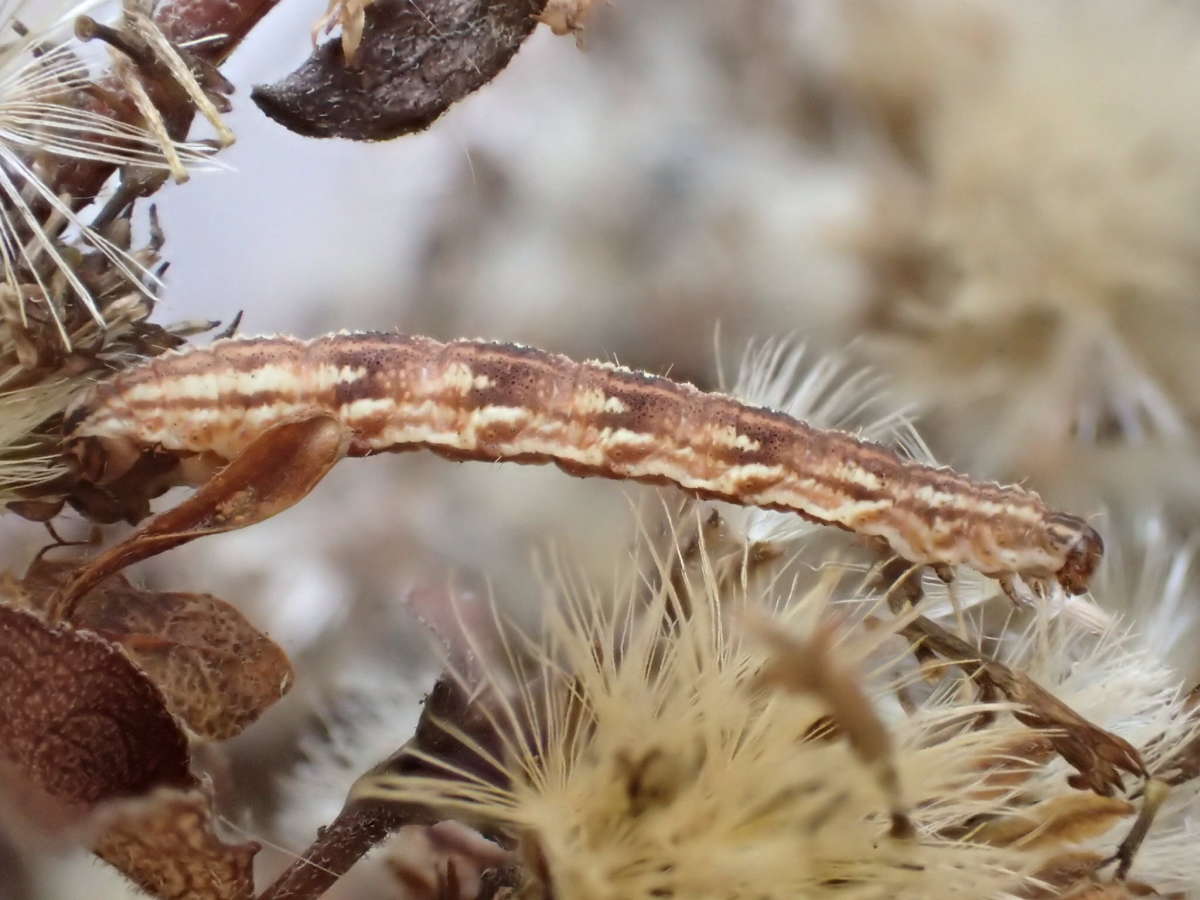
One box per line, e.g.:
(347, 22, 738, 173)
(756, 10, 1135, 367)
(1046, 513, 1104, 595)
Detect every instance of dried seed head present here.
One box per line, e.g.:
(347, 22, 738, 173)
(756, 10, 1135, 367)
(350, 511, 1200, 897)
(0, 0, 218, 343)
(355, 533, 1044, 898)
(846, 0, 1200, 505)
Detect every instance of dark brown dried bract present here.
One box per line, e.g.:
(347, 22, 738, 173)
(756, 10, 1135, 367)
(252, 0, 547, 140)
(50, 414, 349, 621)
(92, 787, 257, 900)
(0, 605, 191, 810)
(12, 561, 293, 741)
(898, 615, 1146, 797)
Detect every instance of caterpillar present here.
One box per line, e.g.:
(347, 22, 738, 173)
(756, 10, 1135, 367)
(62, 331, 1103, 595)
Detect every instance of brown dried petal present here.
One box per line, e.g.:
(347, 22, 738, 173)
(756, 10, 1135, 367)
(972, 793, 1133, 849)
(252, 0, 547, 140)
(969, 731, 1057, 802)
(92, 787, 257, 900)
(0, 605, 192, 810)
(50, 414, 349, 621)
(1023, 851, 1105, 899)
(16, 561, 292, 741)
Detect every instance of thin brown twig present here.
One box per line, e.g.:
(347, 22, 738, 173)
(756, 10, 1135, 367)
(258, 677, 509, 900)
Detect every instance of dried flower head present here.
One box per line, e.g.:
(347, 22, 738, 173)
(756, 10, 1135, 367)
(0, 0, 230, 509)
(355, 519, 1200, 898)
(845, 0, 1200, 503)
(0, 0, 216, 341)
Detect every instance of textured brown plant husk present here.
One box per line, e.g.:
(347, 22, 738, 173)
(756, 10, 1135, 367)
(252, 0, 548, 140)
(7, 560, 293, 741)
(51, 415, 350, 617)
(0, 604, 193, 814)
(92, 787, 258, 900)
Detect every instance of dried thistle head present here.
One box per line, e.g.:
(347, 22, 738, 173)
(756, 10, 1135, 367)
(843, 0, 1200, 504)
(0, 0, 231, 512)
(352, 517, 1200, 899)
(0, 0, 217, 338)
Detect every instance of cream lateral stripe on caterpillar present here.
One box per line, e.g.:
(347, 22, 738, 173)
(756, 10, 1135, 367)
(62, 332, 1103, 593)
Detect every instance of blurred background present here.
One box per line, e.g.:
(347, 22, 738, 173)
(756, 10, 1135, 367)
(12, 0, 1200, 894)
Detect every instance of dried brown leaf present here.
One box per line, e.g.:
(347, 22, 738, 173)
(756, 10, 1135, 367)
(12, 561, 293, 740)
(50, 414, 349, 621)
(899, 614, 1145, 795)
(251, 0, 546, 140)
(0, 605, 192, 811)
(997, 669, 1146, 796)
(92, 787, 257, 900)
(972, 793, 1133, 849)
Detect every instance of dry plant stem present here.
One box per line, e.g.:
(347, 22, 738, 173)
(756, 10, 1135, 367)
(259, 678, 503, 900)
(1108, 778, 1169, 880)
(49, 415, 348, 622)
(65, 332, 1103, 595)
(258, 799, 429, 900)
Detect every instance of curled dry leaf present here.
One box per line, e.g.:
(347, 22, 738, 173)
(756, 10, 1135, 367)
(9, 561, 293, 741)
(971, 793, 1134, 849)
(0, 605, 192, 813)
(50, 414, 349, 621)
(997, 668, 1147, 796)
(92, 787, 257, 900)
(900, 614, 1146, 796)
(252, 0, 547, 140)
